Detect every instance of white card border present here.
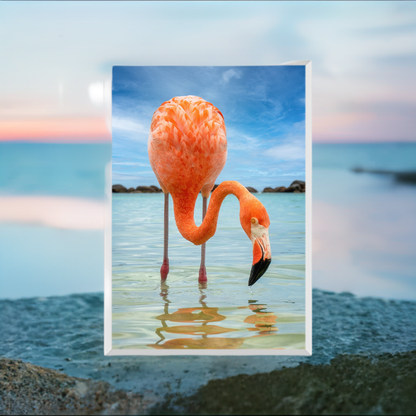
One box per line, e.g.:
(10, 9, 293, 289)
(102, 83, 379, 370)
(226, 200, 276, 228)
(104, 61, 312, 356)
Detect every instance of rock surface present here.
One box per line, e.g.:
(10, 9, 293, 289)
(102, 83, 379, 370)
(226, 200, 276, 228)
(0, 358, 151, 415)
(151, 350, 416, 415)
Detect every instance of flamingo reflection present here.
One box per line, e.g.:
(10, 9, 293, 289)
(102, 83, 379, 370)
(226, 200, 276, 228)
(148, 283, 278, 349)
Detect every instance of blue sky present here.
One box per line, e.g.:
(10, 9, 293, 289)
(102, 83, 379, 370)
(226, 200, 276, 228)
(112, 66, 305, 190)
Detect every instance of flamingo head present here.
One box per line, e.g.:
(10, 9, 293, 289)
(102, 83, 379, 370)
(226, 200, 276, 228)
(240, 197, 272, 286)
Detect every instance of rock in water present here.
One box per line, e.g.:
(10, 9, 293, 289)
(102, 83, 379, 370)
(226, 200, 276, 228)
(246, 187, 258, 193)
(285, 180, 305, 193)
(149, 185, 163, 193)
(274, 186, 287, 192)
(290, 180, 305, 188)
(112, 184, 128, 193)
(135, 186, 157, 193)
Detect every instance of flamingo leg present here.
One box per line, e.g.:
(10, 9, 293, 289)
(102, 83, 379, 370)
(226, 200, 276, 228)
(198, 196, 208, 283)
(160, 193, 169, 280)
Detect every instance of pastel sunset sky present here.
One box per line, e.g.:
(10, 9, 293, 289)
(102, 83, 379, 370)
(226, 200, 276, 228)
(0, 1, 415, 143)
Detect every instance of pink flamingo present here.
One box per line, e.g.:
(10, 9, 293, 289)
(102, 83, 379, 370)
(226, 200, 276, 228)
(148, 96, 271, 286)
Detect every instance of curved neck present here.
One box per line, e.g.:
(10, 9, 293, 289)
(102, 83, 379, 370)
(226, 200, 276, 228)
(172, 181, 251, 245)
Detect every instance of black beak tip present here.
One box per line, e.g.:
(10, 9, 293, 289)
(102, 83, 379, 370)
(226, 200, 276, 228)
(248, 258, 271, 286)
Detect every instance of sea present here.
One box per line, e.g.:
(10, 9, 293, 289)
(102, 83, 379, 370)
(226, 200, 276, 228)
(0, 141, 415, 395)
(112, 192, 306, 351)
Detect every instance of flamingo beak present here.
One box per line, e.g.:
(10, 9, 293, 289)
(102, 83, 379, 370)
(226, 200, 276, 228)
(249, 229, 272, 286)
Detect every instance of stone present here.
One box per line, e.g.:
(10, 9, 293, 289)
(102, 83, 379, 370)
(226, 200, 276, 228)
(274, 186, 286, 192)
(112, 184, 127, 193)
(246, 187, 258, 193)
(135, 186, 156, 193)
(290, 180, 305, 188)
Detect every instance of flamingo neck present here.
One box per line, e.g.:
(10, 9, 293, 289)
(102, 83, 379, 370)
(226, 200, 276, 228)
(172, 181, 250, 245)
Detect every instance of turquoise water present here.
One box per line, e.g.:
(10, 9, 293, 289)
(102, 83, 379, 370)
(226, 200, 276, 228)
(0, 142, 110, 198)
(0, 142, 415, 300)
(112, 193, 305, 350)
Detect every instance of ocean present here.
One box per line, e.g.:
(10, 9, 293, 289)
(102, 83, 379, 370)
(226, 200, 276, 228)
(1, 142, 415, 300)
(112, 192, 305, 351)
(1, 141, 415, 394)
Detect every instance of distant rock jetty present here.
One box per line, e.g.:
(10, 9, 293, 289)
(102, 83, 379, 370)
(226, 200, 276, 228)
(352, 167, 416, 185)
(112, 185, 163, 193)
(262, 180, 305, 193)
(112, 180, 305, 194)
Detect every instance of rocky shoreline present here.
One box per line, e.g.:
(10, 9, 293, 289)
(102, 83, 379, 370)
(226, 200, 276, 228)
(152, 350, 416, 415)
(1, 350, 415, 415)
(112, 180, 305, 194)
(0, 358, 151, 415)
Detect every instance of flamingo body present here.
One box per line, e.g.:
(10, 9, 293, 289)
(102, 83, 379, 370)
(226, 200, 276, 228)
(149, 96, 227, 200)
(148, 96, 272, 285)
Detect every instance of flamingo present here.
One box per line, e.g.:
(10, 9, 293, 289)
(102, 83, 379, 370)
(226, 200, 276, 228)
(148, 96, 271, 286)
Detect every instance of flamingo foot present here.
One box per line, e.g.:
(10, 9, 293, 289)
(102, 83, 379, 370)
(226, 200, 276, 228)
(198, 266, 207, 283)
(160, 258, 169, 281)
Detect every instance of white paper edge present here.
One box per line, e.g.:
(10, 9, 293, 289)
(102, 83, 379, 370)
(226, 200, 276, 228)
(104, 61, 312, 356)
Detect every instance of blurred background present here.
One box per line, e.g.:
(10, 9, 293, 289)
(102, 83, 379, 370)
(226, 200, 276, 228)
(1, 0, 415, 301)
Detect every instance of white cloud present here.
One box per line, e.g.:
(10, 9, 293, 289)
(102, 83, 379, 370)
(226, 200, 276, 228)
(266, 136, 305, 161)
(282, 171, 305, 176)
(226, 128, 262, 151)
(112, 116, 147, 133)
(222, 69, 241, 83)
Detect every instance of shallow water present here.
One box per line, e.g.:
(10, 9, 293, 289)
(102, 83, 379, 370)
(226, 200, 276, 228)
(112, 193, 306, 350)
